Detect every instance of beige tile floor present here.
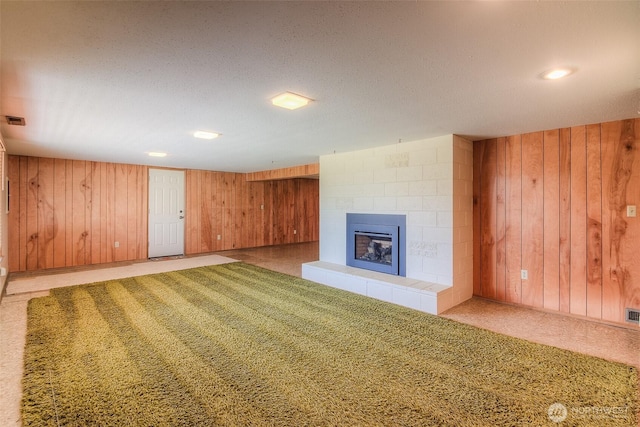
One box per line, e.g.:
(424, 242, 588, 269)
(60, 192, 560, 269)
(1, 241, 638, 426)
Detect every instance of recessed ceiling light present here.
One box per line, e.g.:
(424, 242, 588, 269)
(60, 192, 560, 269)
(271, 92, 312, 110)
(148, 152, 167, 157)
(541, 68, 575, 80)
(194, 130, 220, 140)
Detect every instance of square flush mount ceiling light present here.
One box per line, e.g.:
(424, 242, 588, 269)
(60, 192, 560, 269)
(194, 130, 220, 140)
(271, 92, 312, 110)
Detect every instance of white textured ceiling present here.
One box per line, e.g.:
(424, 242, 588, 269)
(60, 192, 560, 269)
(1, 1, 639, 173)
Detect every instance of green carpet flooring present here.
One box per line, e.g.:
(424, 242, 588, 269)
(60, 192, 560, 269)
(22, 262, 637, 426)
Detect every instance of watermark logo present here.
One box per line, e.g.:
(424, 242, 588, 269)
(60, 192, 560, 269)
(548, 402, 631, 423)
(548, 403, 568, 423)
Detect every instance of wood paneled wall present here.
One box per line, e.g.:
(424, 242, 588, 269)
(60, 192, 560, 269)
(8, 156, 319, 272)
(185, 170, 318, 253)
(7, 157, 148, 271)
(473, 118, 640, 325)
(245, 163, 319, 181)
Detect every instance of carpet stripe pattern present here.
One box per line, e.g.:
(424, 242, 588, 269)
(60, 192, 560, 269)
(22, 262, 638, 426)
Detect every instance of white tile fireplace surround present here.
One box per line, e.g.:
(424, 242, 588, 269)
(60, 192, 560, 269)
(302, 134, 473, 315)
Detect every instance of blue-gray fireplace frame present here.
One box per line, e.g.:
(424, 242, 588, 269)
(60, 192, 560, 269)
(346, 213, 406, 276)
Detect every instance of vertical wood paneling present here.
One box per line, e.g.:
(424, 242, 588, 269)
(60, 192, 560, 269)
(585, 124, 603, 319)
(52, 158, 67, 268)
(264, 181, 274, 246)
(184, 169, 198, 254)
(600, 121, 619, 322)
(521, 132, 544, 308)
(197, 170, 205, 253)
(570, 126, 587, 316)
(183, 169, 319, 252)
(558, 128, 572, 313)
(212, 172, 224, 251)
(254, 182, 266, 247)
(278, 181, 288, 245)
(113, 164, 128, 262)
(284, 181, 296, 244)
(128, 165, 146, 260)
(495, 138, 507, 301)
(272, 182, 283, 245)
(222, 172, 234, 249)
(235, 175, 247, 248)
(92, 163, 103, 265)
(310, 179, 320, 240)
(64, 160, 74, 268)
(286, 181, 296, 243)
(26, 157, 39, 271)
(297, 178, 319, 242)
(543, 130, 560, 311)
(7, 155, 21, 272)
(72, 160, 87, 265)
(298, 180, 305, 243)
(472, 140, 482, 297)
(601, 119, 639, 322)
(37, 157, 56, 269)
(475, 118, 640, 325)
(247, 180, 258, 247)
(201, 171, 213, 252)
(624, 119, 640, 317)
(139, 165, 148, 260)
(126, 165, 137, 260)
(19, 157, 29, 272)
(505, 135, 522, 304)
(479, 139, 497, 299)
(8, 156, 318, 273)
(293, 180, 301, 243)
(83, 161, 94, 265)
(105, 163, 116, 263)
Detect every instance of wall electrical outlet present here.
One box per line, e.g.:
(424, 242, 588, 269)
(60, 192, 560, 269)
(293, 230, 297, 234)
(521, 269, 528, 280)
(217, 235, 221, 240)
(114, 241, 120, 248)
(627, 205, 637, 217)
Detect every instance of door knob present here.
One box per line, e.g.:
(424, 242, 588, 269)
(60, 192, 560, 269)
(179, 215, 184, 219)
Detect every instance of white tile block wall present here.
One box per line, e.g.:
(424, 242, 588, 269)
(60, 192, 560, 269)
(308, 134, 474, 315)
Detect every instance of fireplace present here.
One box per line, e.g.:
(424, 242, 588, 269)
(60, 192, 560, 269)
(346, 213, 406, 276)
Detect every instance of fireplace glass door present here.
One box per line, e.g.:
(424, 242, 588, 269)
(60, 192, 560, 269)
(354, 232, 393, 266)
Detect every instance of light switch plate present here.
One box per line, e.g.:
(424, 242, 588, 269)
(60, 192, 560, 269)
(627, 205, 637, 217)
(521, 270, 528, 280)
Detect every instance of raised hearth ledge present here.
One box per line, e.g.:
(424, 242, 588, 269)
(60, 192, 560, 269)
(302, 261, 454, 315)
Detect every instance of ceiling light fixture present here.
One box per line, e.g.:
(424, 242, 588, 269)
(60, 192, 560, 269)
(541, 68, 575, 80)
(194, 130, 220, 140)
(148, 152, 167, 157)
(271, 92, 312, 110)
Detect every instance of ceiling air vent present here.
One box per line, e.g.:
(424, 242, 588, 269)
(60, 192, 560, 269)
(625, 308, 640, 324)
(5, 115, 26, 126)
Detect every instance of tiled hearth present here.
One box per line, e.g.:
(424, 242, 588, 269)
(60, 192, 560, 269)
(303, 261, 452, 314)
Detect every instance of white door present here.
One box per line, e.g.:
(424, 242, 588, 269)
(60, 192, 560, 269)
(148, 169, 185, 258)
